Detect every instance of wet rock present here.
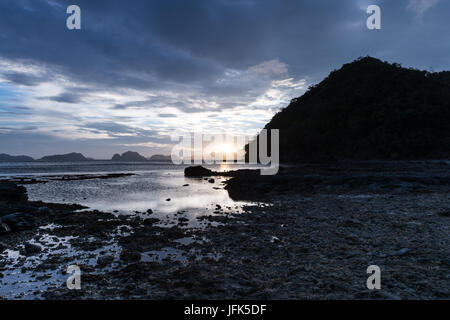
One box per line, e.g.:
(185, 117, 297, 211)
(270, 236, 281, 243)
(143, 218, 159, 225)
(37, 206, 51, 214)
(184, 166, 213, 177)
(35, 274, 51, 281)
(166, 198, 171, 202)
(0, 241, 8, 251)
(23, 243, 42, 256)
(0, 223, 11, 235)
(0, 182, 28, 202)
(120, 248, 141, 262)
(97, 255, 114, 266)
(165, 226, 186, 239)
(146, 209, 153, 215)
(182, 184, 189, 187)
(1, 212, 36, 231)
(208, 179, 215, 183)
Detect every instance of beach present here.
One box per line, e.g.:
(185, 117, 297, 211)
(0, 161, 449, 299)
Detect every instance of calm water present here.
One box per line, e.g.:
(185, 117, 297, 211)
(0, 161, 260, 223)
(0, 161, 266, 299)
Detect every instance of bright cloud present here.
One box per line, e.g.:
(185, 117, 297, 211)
(407, 0, 439, 19)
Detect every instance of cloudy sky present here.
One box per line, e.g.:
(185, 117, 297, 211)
(0, 0, 448, 159)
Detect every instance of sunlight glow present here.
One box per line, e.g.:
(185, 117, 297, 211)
(217, 144, 237, 154)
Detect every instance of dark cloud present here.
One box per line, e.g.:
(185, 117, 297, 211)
(41, 87, 96, 104)
(45, 92, 82, 104)
(2, 0, 448, 92)
(157, 113, 177, 118)
(0, 0, 449, 157)
(3, 72, 45, 86)
(111, 104, 127, 110)
(82, 121, 162, 138)
(2, 72, 48, 86)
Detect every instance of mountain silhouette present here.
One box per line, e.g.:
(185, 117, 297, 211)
(247, 57, 450, 161)
(149, 154, 172, 161)
(111, 151, 147, 161)
(38, 152, 88, 162)
(0, 154, 34, 162)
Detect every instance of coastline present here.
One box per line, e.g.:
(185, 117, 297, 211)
(0, 160, 449, 299)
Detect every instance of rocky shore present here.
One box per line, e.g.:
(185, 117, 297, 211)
(0, 161, 449, 299)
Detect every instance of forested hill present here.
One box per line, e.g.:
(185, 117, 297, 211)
(251, 57, 450, 161)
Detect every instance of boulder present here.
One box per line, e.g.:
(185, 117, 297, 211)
(0, 182, 28, 202)
(184, 166, 213, 177)
(23, 243, 42, 256)
(1, 212, 36, 231)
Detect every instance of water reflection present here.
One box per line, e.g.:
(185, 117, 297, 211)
(25, 169, 253, 223)
(218, 163, 231, 172)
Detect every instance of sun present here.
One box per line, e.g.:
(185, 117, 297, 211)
(217, 144, 237, 154)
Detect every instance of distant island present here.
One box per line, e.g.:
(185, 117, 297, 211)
(0, 153, 34, 162)
(111, 151, 148, 161)
(111, 152, 172, 161)
(0, 151, 173, 162)
(248, 56, 450, 162)
(148, 154, 172, 161)
(38, 152, 89, 162)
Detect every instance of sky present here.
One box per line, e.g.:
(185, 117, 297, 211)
(0, 0, 449, 159)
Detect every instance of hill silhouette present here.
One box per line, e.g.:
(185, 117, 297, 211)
(247, 57, 450, 161)
(39, 152, 88, 162)
(111, 151, 147, 161)
(0, 154, 34, 162)
(149, 154, 172, 161)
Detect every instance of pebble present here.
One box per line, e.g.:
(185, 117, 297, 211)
(270, 236, 281, 243)
(396, 248, 410, 256)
